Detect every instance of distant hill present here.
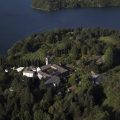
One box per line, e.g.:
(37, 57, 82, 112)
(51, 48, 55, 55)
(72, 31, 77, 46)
(32, 0, 120, 11)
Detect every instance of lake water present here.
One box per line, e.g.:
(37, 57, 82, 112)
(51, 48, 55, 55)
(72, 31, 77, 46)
(1, 0, 120, 54)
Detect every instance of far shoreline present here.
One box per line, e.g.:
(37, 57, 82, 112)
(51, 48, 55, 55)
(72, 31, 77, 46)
(32, 5, 120, 12)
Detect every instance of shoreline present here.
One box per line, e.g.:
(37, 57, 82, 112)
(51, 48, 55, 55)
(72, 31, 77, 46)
(32, 5, 120, 12)
(32, 6, 51, 12)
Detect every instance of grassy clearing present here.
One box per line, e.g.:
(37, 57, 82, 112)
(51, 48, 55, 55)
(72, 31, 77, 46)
(100, 36, 119, 45)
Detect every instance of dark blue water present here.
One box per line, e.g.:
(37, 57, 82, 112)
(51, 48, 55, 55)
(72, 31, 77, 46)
(1, 0, 120, 54)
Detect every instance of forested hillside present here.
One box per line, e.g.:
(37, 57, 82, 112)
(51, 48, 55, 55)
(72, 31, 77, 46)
(32, 0, 120, 11)
(0, 28, 120, 120)
(7, 28, 120, 72)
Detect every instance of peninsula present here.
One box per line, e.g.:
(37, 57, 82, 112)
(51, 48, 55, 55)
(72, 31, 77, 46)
(0, 28, 120, 120)
(32, 0, 120, 11)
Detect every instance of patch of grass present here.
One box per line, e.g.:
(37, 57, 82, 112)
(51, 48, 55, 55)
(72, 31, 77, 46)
(100, 36, 119, 45)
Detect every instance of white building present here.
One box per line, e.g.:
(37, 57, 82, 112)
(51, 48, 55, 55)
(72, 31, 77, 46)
(5, 69, 8, 73)
(37, 67, 41, 72)
(16, 67, 24, 72)
(23, 71, 34, 78)
(9, 87, 14, 92)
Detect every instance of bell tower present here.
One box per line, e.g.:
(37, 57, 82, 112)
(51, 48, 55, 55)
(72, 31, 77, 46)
(45, 51, 50, 65)
(45, 57, 49, 65)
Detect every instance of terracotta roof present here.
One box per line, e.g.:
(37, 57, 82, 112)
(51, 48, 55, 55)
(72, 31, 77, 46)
(68, 85, 76, 91)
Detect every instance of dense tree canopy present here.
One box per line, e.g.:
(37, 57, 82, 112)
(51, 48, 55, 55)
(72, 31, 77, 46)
(7, 28, 120, 72)
(32, 0, 120, 11)
(0, 28, 120, 120)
